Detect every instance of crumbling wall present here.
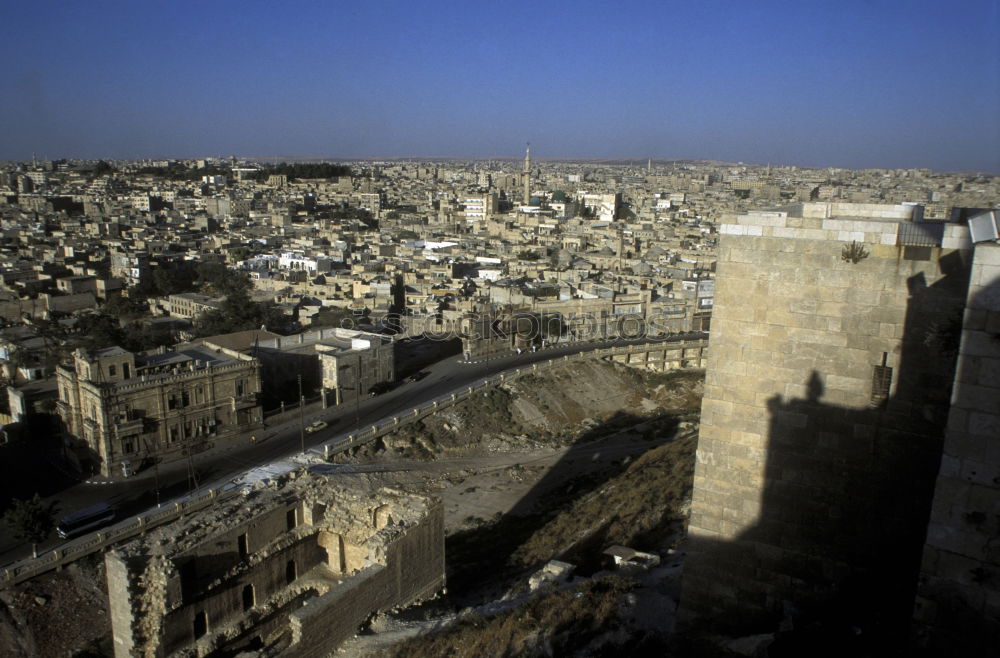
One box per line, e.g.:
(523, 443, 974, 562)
(286, 499, 445, 658)
(160, 538, 327, 655)
(105, 552, 141, 658)
(288, 563, 387, 657)
(106, 479, 445, 658)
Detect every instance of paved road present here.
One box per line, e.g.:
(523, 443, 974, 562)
(0, 333, 705, 566)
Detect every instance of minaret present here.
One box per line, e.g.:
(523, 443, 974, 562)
(522, 143, 531, 205)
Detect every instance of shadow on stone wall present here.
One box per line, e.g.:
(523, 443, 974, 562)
(680, 255, 1000, 656)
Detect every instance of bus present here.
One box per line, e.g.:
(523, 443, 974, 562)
(56, 502, 115, 539)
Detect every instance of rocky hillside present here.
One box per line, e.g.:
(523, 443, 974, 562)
(0, 556, 110, 657)
(347, 361, 703, 460)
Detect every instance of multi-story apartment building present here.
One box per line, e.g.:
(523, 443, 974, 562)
(460, 193, 497, 221)
(163, 292, 222, 320)
(311, 330, 395, 404)
(277, 252, 333, 274)
(57, 345, 263, 477)
(578, 192, 621, 221)
(110, 250, 150, 287)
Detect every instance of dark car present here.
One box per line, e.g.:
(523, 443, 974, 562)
(406, 371, 429, 383)
(368, 381, 394, 396)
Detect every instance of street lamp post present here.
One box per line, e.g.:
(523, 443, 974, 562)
(298, 373, 305, 453)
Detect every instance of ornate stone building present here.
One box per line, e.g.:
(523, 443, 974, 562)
(57, 344, 263, 476)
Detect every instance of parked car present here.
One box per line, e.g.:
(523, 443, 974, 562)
(368, 381, 394, 396)
(305, 421, 328, 434)
(407, 371, 429, 383)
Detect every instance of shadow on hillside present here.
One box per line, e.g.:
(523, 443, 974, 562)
(444, 402, 696, 603)
(679, 252, 998, 656)
(0, 416, 79, 510)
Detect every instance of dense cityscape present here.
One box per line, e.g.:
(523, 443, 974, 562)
(1, 0, 998, 656)
(0, 154, 997, 656)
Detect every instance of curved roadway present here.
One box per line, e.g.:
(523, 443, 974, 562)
(0, 333, 706, 566)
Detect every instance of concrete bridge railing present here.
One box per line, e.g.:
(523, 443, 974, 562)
(2, 485, 239, 588)
(317, 338, 707, 460)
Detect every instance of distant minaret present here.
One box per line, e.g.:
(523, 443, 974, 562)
(522, 143, 531, 205)
(647, 158, 652, 174)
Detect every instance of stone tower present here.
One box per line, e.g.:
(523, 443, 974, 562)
(522, 144, 531, 206)
(678, 202, 976, 647)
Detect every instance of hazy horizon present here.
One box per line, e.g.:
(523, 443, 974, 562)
(3, 0, 998, 173)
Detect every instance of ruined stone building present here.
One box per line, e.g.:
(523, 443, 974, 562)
(105, 469, 445, 657)
(679, 203, 999, 653)
(57, 345, 263, 477)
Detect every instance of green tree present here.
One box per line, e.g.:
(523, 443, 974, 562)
(227, 246, 250, 264)
(151, 261, 198, 296)
(92, 160, 116, 177)
(77, 312, 127, 351)
(5, 494, 57, 557)
(194, 286, 283, 337)
(199, 265, 249, 297)
(309, 306, 357, 329)
(103, 294, 148, 321)
(249, 162, 352, 182)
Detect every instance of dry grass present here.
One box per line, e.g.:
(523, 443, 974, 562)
(443, 427, 697, 600)
(513, 430, 697, 570)
(371, 575, 731, 658)
(373, 577, 661, 658)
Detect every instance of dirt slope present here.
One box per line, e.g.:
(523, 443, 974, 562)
(346, 361, 702, 460)
(0, 556, 110, 658)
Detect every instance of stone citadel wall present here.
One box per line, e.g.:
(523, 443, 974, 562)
(680, 203, 974, 645)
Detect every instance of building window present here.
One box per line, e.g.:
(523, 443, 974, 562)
(193, 610, 208, 639)
(871, 355, 893, 407)
(108, 364, 117, 377)
(182, 391, 190, 407)
(242, 584, 255, 611)
(287, 508, 297, 531)
(169, 426, 179, 443)
(122, 363, 130, 379)
(122, 437, 135, 454)
(286, 559, 297, 584)
(238, 533, 248, 559)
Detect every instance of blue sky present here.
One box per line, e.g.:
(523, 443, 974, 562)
(1, 0, 998, 171)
